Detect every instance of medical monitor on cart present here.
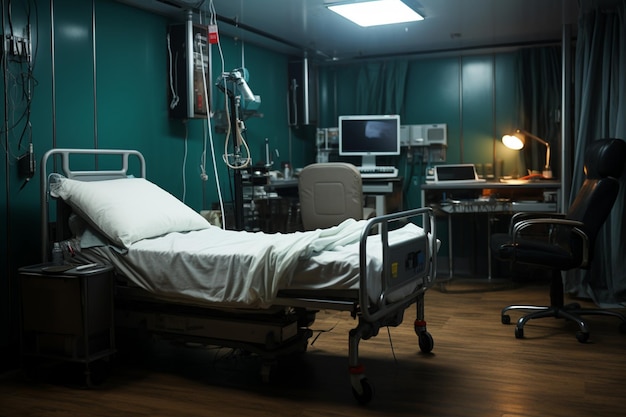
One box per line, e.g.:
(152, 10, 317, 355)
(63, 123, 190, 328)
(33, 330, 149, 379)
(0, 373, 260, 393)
(338, 114, 401, 168)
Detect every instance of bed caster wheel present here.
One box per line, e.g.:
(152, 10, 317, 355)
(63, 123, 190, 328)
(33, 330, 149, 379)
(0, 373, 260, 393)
(514, 327, 524, 339)
(418, 331, 434, 353)
(351, 377, 373, 405)
(501, 314, 511, 325)
(576, 331, 589, 343)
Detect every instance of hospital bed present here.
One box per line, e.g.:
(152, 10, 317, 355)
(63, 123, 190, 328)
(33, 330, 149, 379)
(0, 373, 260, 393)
(39, 148, 438, 404)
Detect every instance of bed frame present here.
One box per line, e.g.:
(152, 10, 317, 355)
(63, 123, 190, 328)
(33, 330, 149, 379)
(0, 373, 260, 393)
(40, 148, 437, 404)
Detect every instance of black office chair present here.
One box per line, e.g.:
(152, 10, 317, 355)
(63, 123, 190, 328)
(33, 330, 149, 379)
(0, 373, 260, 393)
(491, 138, 626, 342)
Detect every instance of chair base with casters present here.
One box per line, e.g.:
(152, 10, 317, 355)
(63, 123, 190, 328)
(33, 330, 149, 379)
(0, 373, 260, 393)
(501, 270, 626, 343)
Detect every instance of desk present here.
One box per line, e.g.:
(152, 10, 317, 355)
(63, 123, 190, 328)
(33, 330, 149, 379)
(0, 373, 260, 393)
(421, 180, 561, 280)
(264, 176, 402, 222)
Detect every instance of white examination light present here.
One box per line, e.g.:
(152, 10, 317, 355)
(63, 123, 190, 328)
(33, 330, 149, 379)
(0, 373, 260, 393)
(328, 0, 424, 27)
(216, 68, 261, 109)
(230, 68, 256, 103)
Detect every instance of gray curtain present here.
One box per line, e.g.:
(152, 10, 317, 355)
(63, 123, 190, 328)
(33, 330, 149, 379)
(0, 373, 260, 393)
(565, 2, 626, 307)
(355, 60, 408, 116)
(517, 47, 562, 176)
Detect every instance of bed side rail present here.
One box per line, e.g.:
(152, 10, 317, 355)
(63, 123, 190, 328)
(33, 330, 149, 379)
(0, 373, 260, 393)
(358, 207, 436, 323)
(40, 148, 146, 262)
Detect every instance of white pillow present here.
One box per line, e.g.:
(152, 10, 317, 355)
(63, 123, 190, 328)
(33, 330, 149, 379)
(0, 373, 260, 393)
(52, 177, 210, 247)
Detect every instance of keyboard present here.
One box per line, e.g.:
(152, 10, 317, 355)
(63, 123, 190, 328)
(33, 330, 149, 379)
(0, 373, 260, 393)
(424, 179, 487, 185)
(358, 166, 399, 179)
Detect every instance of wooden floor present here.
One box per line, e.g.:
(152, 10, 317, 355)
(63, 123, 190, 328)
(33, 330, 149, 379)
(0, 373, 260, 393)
(2, 280, 626, 417)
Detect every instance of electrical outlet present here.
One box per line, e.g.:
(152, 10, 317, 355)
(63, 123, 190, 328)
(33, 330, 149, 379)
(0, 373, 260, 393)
(3, 34, 31, 61)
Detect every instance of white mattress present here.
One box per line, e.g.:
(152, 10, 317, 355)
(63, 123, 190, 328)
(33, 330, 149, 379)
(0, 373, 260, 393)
(82, 220, 428, 309)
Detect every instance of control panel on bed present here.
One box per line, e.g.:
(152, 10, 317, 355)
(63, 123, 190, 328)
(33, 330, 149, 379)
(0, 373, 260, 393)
(385, 234, 428, 290)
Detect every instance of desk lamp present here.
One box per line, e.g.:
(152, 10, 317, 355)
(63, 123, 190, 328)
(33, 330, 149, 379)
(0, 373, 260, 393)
(502, 129, 552, 179)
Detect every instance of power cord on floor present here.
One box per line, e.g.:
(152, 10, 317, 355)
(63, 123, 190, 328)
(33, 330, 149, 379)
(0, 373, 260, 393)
(310, 320, 340, 346)
(387, 326, 398, 365)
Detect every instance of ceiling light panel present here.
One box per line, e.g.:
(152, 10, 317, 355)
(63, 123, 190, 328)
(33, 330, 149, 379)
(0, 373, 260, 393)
(328, 0, 424, 27)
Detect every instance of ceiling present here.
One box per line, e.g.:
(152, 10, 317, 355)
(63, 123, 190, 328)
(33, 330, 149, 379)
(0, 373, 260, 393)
(116, 0, 588, 62)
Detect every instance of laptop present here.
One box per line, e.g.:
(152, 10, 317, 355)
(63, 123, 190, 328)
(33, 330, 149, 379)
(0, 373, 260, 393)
(426, 164, 487, 184)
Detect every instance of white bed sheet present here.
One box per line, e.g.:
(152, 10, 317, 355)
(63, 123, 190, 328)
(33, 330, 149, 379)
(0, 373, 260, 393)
(82, 220, 427, 309)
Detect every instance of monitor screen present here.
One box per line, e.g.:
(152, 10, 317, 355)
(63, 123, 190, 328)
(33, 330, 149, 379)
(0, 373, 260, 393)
(338, 115, 401, 165)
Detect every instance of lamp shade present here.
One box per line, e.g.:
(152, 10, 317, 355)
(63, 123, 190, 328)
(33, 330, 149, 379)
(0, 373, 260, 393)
(502, 133, 524, 150)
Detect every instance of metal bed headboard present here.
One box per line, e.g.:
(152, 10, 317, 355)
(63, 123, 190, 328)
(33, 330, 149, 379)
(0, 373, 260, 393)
(40, 148, 146, 262)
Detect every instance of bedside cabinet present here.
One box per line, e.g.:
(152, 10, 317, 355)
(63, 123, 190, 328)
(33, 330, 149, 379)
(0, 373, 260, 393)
(19, 263, 116, 386)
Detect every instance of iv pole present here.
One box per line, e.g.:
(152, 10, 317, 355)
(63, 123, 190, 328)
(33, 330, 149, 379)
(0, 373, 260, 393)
(228, 93, 245, 230)
(217, 69, 256, 231)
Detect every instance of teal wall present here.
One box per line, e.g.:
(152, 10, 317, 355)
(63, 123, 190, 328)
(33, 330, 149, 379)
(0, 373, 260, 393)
(0, 0, 544, 369)
(317, 52, 521, 209)
(0, 0, 294, 368)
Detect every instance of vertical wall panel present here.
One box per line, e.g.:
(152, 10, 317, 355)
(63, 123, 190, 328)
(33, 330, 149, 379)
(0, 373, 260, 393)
(95, 1, 186, 198)
(53, 0, 94, 147)
(405, 57, 461, 163)
(404, 57, 460, 123)
(461, 56, 494, 165)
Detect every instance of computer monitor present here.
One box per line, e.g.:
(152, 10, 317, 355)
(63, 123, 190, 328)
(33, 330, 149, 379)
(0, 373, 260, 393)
(338, 114, 401, 167)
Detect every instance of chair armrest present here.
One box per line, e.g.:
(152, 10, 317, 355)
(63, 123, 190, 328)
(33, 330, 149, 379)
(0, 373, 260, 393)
(512, 218, 591, 268)
(508, 211, 566, 235)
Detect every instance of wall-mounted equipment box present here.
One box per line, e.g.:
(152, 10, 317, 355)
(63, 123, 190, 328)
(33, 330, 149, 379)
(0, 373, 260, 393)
(168, 22, 211, 119)
(401, 124, 448, 147)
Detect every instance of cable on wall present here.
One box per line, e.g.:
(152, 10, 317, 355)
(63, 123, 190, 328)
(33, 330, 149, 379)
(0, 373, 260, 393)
(166, 32, 180, 109)
(458, 55, 464, 162)
(202, 0, 227, 228)
(2, 0, 11, 310)
(181, 119, 188, 202)
(2, 0, 10, 163)
(211, 3, 252, 171)
(492, 53, 497, 171)
(1, 0, 40, 354)
(2, 1, 37, 158)
(91, 0, 97, 151)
